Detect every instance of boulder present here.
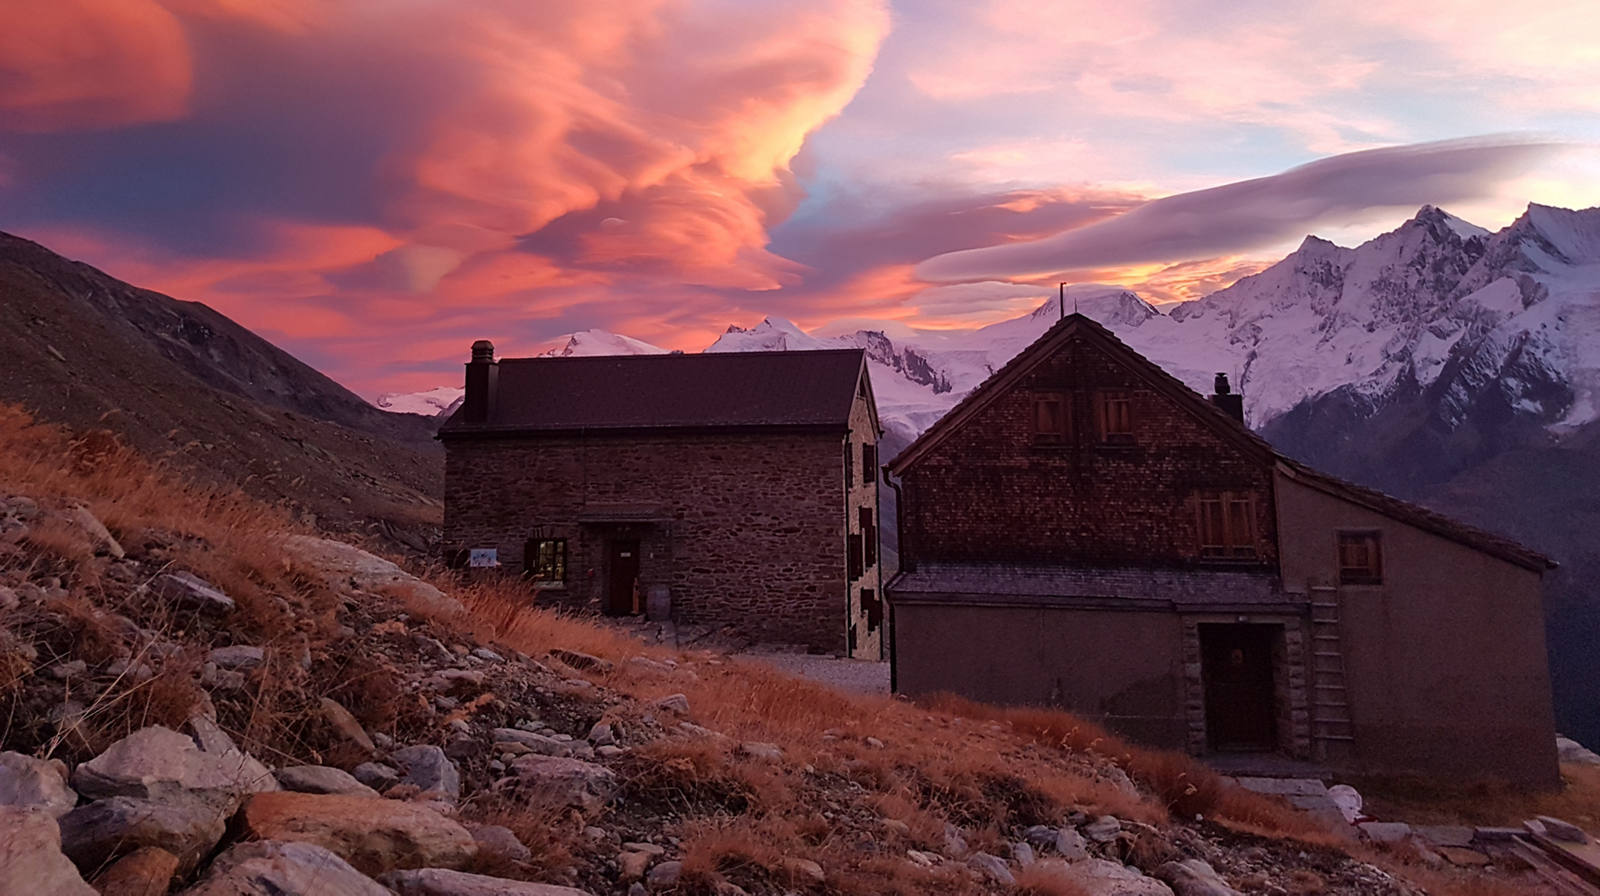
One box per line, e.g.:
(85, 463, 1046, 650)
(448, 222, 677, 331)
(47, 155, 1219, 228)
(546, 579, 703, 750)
(618, 850, 654, 880)
(152, 571, 235, 614)
(1357, 821, 1412, 845)
(63, 504, 125, 558)
(185, 715, 279, 794)
(1557, 735, 1600, 766)
(735, 742, 783, 762)
(381, 868, 594, 896)
(510, 755, 618, 813)
(0, 807, 97, 896)
(352, 762, 400, 790)
(71, 725, 273, 806)
(90, 846, 179, 896)
(646, 860, 683, 890)
(1082, 815, 1123, 843)
(1528, 816, 1590, 844)
(240, 791, 477, 876)
(274, 765, 379, 798)
(968, 852, 1015, 886)
(1155, 859, 1241, 896)
(1010, 841, 1035, 867)
(471, 825, 531, 865)
(279, 535, 463, 617)
(58, 795, 229, 873)
(494, 729, 582, 758)
(319, 698, 378, 755)
(0, 750, 76, 818)
(185, 840, 391, 896)
(655, 694, 690, 715)
(392, 745, 461, 800)
(779, 857, 825, 885)
(207, 645, 265, 670)
(549, 649, 613, 674)
(1046, 858, 1175, 896)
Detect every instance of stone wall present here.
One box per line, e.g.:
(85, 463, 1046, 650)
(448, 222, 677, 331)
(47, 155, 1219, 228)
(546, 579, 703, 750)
(443, 429, 851, 653)
(900, 333, 1277, 571)
(844, 380, 884, 659)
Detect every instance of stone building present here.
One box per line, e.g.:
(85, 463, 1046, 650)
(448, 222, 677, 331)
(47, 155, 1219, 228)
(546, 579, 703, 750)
(440, 342, 884, 657)
(885, 314, 1559, 786)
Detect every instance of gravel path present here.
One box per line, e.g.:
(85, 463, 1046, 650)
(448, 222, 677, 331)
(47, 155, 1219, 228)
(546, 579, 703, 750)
(736, 651, 891, 696)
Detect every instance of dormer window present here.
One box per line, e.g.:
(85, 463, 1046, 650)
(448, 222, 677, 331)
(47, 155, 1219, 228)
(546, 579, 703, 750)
(1033, 394, 1069, 444)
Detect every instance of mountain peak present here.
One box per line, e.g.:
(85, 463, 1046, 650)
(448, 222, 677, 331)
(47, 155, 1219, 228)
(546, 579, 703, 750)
(1404, 204, 1488, 241)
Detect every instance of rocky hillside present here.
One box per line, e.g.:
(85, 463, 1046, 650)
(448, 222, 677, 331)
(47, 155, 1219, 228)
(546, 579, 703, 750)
(6, 405, 1565, 895)
(0, 232, 443, 552)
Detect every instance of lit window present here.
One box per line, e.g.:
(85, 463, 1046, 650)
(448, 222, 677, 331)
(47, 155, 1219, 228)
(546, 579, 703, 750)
(525, 537, 567, 586)
(1338, 532, 1383, 585)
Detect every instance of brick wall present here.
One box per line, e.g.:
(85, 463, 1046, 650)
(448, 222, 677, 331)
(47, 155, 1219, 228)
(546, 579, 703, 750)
(901, 333, 1277, 570)
(443, 429, 850, 653)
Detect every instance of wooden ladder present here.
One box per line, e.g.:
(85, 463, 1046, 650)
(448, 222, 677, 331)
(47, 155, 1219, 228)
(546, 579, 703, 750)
(1308, 586, 1355, 747)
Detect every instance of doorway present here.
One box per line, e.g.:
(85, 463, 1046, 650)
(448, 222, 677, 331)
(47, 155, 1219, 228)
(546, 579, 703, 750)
(1199, 624, 1279, 752)
(605, 539, 641, 616)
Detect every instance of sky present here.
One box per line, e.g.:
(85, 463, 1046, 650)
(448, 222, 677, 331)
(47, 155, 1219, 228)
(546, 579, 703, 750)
(4, 0, 1600, 398)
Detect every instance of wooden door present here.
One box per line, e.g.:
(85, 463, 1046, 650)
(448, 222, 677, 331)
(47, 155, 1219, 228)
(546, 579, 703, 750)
(605, 539, 640, 616)
(1200, 624, 1279, 752)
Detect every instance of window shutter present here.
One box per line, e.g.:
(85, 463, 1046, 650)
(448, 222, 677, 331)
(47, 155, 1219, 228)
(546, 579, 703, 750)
(849, 533, 864, 580)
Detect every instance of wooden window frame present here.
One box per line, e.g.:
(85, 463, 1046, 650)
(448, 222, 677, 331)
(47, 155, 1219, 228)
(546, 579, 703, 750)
(526, 537, 568, 587)
(1095, 389, 1135, 445)
(1338, 531, 1383, 585)
(1196, 492, 1258, 561)
(1032, 393, 1070, 445)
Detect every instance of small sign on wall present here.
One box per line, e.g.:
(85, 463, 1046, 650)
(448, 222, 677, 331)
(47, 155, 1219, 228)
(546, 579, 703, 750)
(469, 548, 499, 568)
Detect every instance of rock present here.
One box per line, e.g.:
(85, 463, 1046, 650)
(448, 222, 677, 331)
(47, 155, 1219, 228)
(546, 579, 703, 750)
(1050, 858, 1175, 896)
(0, 585, 18, 612)
(735, 742, 783, 762)
(1327, 783, 1363, 823)
(942, 822, 969, 857)
(587, 722, 616, 747)
(472, 647, 504, 663)
(549, 649, 613, 673)
(185, 715, 279, 794)
(1528, 816, 1590, 844)
(1010, 841, 1035, 867)
(618, 850, 653, 880)
(1083, 815, 1123, 843)
(494, 729, 581, 757)
(275, 766, 379, 798)
(1414, 825, 1474, 848)
(71, 725, 273, 805)
(279, 535, 464, 618)
(382, 868, 595, 896)
(1357, 821, 1412, 844)
(968, 852, 1016, 886)
(63, 504, 125, 558)
(647, 860, 683, 890)
(1557, 735, 1600, 766)
(240, 791, 477, 876)
(510, 755, 619, 813)
(90, 846, 179, 896)
(1155, 859, 1241, 896)
(0, 751, 76, 818)
(153, 571, 235, 613)
(1055, 827, 1089, 860)
(392, 745, 461, 800)
(865, 736, 885, 749)
(780, 856, 826, 884)
(596, 745, 625, 760)
(207, 645, 265, 670)
(352, 762, 400, 790)
(655, 694, 690, 715)
(1438, 846, 1492, 867)
(58, 795, 229, 873)
(0, 807, 97, 895)
(47, 659, 88, 680)
(472, 825, 531, 865)
(623, 842, 664, 856)
(319, 698, 378, 755)
(186, 840, 391, 896)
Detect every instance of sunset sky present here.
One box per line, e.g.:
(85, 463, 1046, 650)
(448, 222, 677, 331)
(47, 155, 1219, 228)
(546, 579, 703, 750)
(4, 0, 1599, 397)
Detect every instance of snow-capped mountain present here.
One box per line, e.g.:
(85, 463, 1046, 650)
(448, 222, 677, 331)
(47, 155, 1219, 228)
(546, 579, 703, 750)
(376, 329, 666, 418)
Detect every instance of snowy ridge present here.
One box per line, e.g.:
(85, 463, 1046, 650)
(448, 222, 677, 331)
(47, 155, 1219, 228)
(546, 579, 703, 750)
(380, 203, 1600, 446)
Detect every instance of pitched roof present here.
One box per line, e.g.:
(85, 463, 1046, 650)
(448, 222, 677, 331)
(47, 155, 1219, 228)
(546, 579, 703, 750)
(438, 348, 867, 435)
(887, 313, 1554, 572)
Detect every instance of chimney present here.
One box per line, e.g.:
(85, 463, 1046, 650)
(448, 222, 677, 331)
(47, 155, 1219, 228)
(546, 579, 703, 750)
(1210, 372, 1244, 424)
(463, 339, 498, 424)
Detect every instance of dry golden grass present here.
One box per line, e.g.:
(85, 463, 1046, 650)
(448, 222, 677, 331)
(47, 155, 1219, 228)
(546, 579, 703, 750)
(1013, 861, 1093, 896)
(1357, 764, 1600, 835)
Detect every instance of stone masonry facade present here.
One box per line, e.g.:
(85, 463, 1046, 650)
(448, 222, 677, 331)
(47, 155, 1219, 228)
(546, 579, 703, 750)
(444, 429, 864, 655)
(900, 332, 1278, 571)
(844, 383, 885, 660)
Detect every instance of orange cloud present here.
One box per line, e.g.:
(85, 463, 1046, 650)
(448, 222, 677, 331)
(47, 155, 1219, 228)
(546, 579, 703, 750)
(0, 0, 192, 132)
